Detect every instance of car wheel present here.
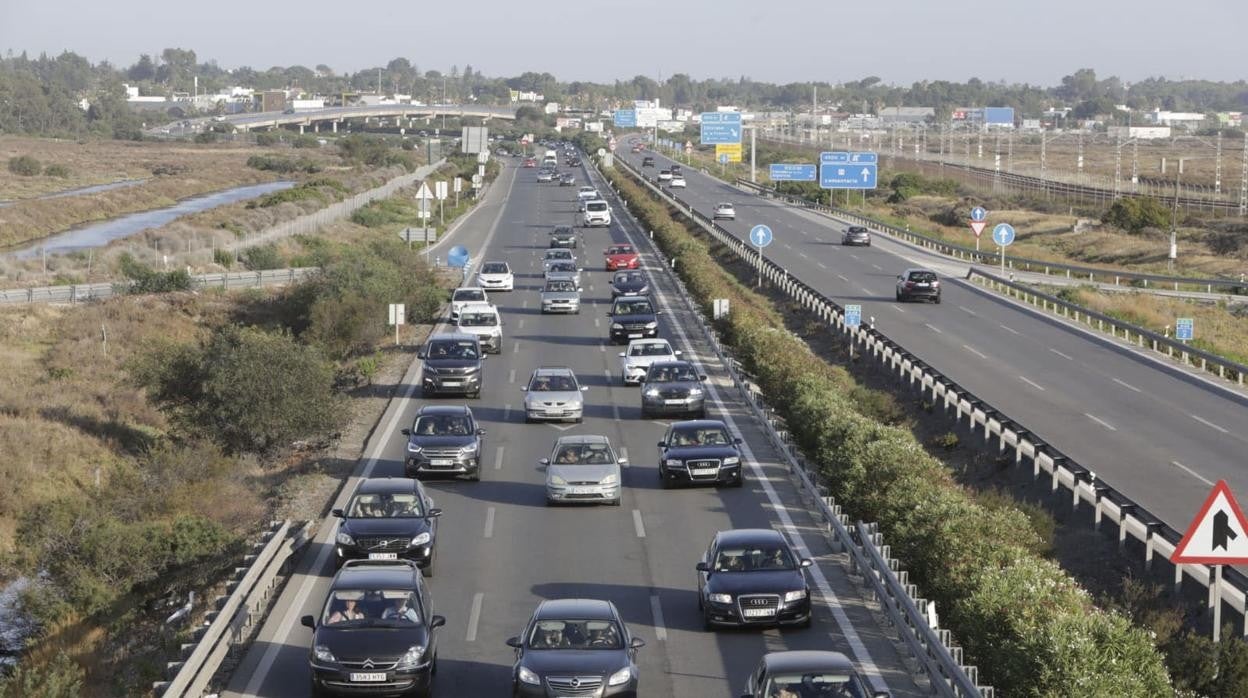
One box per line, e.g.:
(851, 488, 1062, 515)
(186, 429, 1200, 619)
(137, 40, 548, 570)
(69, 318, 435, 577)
(934, 295, 942, 304)
(798, 614, 813, 629)
(659, 466, 672, 489)
(732, 473, 745, 488)
(310, 679, 329, 698)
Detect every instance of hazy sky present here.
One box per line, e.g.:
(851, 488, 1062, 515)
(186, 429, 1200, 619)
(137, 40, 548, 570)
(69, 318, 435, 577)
(2, 0, 1246, 86)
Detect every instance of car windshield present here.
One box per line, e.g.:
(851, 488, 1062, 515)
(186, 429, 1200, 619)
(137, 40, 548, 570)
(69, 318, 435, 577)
(530, 374, 577, 391)
(426, 340, 479, 359)
(412, 413, 474, 436)
(908, 271, 938, 282)
(615, 300, 654, 315)
(646, 364, 699, 383)
(546, 250, 572, 259)
(528, 619, 623, 650)
(552, 227, 573, 236)
(552, 443, 615, 465)
(346, 492, 424, 518)
(608, 246, 635, 256)
(766, 673, 867, 698)
(453, 289, 486, 302)
(669, 426, 731, 446)
(717, 203, 732, 210)
(614, 272, 645, 284)
(713, 543, 795, 572)
(587, 202, 607, 212)
(322, 589, 422, 626)
(482, 263, 508, 274)
(630, 343, 672, 357)
(546, 280, 576, 292)
(460, 312, 497, 327)
(549, 262, 577, 273)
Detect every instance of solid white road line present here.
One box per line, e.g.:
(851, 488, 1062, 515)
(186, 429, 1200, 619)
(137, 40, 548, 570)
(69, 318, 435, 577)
(924, 323, 943, 334)
(619, 447, 629, 468)
(1171, 461, 1215, 487)
(891, 305, 905, 313)
(484, 507, 496, 539)
(650, 595, 668, 642)
(494, 446, 505, 470)
(522, 298, 529, 308)
(1019, 376, 1046, 391)
(632, 510, 646, 538)
(999, 324, 1020, 335)
(836, 273, 850, 282)
(1112, 377, 1142, 393)
(961, 344, 987, 359)
(816, 262, 827, 269)
(466, 592, 484, 642)
(959, 305, 978, 317)
(1084, 413, 1117, 431)
(508, 368, 516, 384)
(871, 263, 882, 271)
(1049, 348, 1073, 360)
(518, 318, 526, 329)
(861, 287, 873, 295)
(594, 317, 601, 328)
(513, 341, 520, 354)
(1191, 414, 1229, 434)
(502, 404, 512, 422)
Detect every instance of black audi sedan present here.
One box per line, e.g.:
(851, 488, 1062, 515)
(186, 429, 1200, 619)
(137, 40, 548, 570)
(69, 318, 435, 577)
(610, 270, 650, 298)
(641, 362, 708, 420)
(740, 650, 890, 698)
(657, 419, 742, 487)
(302, 560, 445, 698)
(507, 599, 644, 697)
(607, 296, 661, 344)
(402, 405, 485, 481)
(696, 529, 813, 629)
(332, 478, 443, 576)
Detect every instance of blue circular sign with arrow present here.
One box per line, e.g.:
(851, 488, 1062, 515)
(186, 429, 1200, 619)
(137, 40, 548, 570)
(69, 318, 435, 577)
(749, 224, 773, 248)
(970, 206, 988, 222)
(992, 223, 1016, 247)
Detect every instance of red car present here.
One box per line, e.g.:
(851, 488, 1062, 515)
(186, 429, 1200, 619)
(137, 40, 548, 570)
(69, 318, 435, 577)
(604, 244, 640, 271)
(523, 157, 537, 168)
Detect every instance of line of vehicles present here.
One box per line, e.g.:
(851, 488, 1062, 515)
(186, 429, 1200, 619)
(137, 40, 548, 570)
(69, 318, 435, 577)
(300, 142, 889, 697)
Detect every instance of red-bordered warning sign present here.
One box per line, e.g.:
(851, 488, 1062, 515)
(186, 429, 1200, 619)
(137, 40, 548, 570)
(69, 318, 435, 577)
(1171, 480, 1248, 565)
(969, 221, 987, 238)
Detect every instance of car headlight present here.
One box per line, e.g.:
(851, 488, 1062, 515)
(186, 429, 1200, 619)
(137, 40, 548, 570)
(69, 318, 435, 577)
(549, 474, 567, 486)
(313, 644, 336, 663)
(407, 443, 422, 453)
(784, 589, 808, 603)
(664, 459, 682, 467)
(688, 387, 704, 396)
(611, 323, 623, 330)
(519, 666, 541, 685)
(411, 532, 431, 546)
(460, 445, 477, 456)
(395, 644, 426, 670)
(708, 593, 732, 604)
(723, 457, 740, 465)
(608, 667, 632, 686)
(644, 388, 660, 397)
(644, 321, 658, 329)
(600, 474, 619, 486)
(335, 531, 354, 546)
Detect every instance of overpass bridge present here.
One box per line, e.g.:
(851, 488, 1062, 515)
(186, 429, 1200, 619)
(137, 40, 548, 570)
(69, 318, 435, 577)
(147, 104, 517, 138)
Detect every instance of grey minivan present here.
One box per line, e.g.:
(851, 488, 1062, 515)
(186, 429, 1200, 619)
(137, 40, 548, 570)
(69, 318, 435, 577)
(419, 333, 485, 398)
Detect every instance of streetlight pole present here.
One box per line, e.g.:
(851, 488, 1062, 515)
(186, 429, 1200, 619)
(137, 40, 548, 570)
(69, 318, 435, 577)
(1170, 158, 1183, 271)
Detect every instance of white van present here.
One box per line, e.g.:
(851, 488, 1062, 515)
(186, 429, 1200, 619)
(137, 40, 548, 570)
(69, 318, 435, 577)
(455, 303, 504, 354)
(582, 200, 611, 228)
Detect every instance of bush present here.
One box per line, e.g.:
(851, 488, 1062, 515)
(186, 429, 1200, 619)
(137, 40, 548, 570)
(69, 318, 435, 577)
(42, 163, 71, 178)
(241, 244, 284, 270)
(0, 651, 84, 697)
(1104, 197, 1172, 233)
(246, 184, 325, 209)
(8, 155, 42, 176)
(117, 253, 193, 294)
(292, 134, 319, 149)
(213, 248, 235, 268)
(194, 131, 218, 144)
(255, 132, 280, 146)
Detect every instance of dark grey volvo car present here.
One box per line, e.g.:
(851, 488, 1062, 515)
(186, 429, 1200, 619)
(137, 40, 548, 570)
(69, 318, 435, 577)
(507, 599, 644, 697)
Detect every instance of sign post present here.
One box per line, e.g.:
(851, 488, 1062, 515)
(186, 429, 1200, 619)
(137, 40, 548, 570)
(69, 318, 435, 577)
(1176, 318, 1194, 342)
(749, 224, 773, 288)
(1171, 480, 1248, 642)
(969, 206, 988, 252)
(435, 180, 449, 226)
(387, 303, 406, 346)
(992, 223, 1015, 275)
(453, 177, 463, 207)
(844, 304, 862, 359)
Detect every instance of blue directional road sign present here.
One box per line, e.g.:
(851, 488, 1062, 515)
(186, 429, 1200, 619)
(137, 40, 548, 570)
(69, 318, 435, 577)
(613, 109, 637, 128)
(821, 151, 878, 165)
(845, 304, 862, 328)
(701, 112, 743, 145)
(770, 164, 818, 182)
(992, 223, 1016, 247)
(719, 154, 730, 165)
(1176, 318, 1194, 341)
(970, 206, 988, 222)
(749, 224, 773, 248)
(819, 151, 878, 189)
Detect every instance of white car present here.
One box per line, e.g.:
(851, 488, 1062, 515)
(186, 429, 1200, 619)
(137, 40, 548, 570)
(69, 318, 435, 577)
(713, 203, 736, 220)
(618, 338, 681, 385)
(577, 186, 599, 201)
(456, 303, 504, 354)
(657, 170, 673, 182)
(582, 200, 611, 227)
(450, 287, 489, 322)
(476, 261, 514, 291)
(669, 176, 687, 188)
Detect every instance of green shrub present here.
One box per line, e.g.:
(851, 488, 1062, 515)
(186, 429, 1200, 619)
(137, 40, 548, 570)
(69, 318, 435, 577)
(117, 253, 193, 294)
(292, 134, 319, 149)
(213, 248, 235, 268)
(1104, 197, 1171, 233)
(245, 155, 322, 174)
(0, 651, 84, 697)
(255, 132, 280, 146)
(246, 184, 324, 209)
(42, 163, 71, 178)
(194, 131, 218, 144)
(241, 244, 284, 271)
(8, 155, 42, 176)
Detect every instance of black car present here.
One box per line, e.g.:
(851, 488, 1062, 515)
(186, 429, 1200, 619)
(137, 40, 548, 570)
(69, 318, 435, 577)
(507, 599, 644, 697)
(641, 156, 654, 167)
(696, 528, 813, 629)
(669, 164, 682, 176)
(568, 158, 582, 167)
(607, 296, 661, 344)
(419, 333, 484, 398)
(741, 651, 890, 698)
(895, 267, 941, 303)
(657, 420, 742, 487)
(401, 405, 485, 481)
(610, 270, 649, 298)
(302, 560, 446, 698)
(640, 361, 708, 419)
(549, 225, 579, 249)
(332, 479, 443, 575)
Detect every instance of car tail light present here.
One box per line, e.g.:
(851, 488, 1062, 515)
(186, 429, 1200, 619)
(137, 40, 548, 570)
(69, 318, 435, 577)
(931, 280, 940, 287)
(905, 281, 915, 289)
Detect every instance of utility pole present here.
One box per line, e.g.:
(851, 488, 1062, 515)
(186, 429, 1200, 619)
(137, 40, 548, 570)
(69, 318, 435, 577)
(1215, 130, 1223, 196)
(1170, 158, 1183, 271)
(750, 126, 757, 183)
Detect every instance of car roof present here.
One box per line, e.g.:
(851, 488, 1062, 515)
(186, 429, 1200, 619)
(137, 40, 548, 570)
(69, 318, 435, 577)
(481, 260, 510, 269)
(761, 650, 855, 675)
(716, 202, 734, 207)
(535, 598, 617, 621)
(715, 528, 787, 547)
(458, 303, 497, 314)
(453, 286, 486, 294)
(428, 332, 479, 343)
(671, 418, 728, 430)
(354, 477, 422, 496)
(416, 404, 472, 416)
(333, 561, 421, 591)
(627, 338, 670, 347)
(554, 434, 610, 446)
(646, 360, 695, 371)
(903, 267, 936, 274)
(533, 366, 575, 377)
(608, 244, 635, 251)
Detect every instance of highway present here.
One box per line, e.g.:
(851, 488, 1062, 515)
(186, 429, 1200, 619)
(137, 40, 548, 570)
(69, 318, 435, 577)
(618, 142, 1248, 543)
(223, 157, 924, 696)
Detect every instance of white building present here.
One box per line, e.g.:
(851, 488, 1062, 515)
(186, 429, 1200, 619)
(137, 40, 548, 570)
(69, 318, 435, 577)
(879, 107, 935, 124)
(1107, 126, 1172, 140)
(1144, 109, 1206, 129)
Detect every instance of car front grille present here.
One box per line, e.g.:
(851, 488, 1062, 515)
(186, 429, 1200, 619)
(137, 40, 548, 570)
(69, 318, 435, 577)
(419, 447, 464, 459)
(658, 387, 688, 399)
(737, 594, 781, 621)
(685, 459, 721, 479)
(621, 323, 649, 331)
(355, 537, 410, 552)
(546, 675, 604, 696)
(339, 657, 400, 671)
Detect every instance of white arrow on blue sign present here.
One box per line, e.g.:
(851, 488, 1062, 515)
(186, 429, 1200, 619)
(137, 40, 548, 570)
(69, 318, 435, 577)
(845, 304, 862, 328)
(1176, 318, 1194, 341)
(970, 206, 988, 222)
(750, 224, 773, 248)
(992, 223, 1016, 247)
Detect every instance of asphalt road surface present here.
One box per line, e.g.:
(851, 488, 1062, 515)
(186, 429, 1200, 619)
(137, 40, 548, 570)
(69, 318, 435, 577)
(619, 142, 1248, 540)
(223, 158, 925, 697)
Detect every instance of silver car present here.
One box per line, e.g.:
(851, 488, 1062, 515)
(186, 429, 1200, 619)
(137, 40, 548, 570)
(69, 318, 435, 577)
(541, 276, 581, 314)
(522, 367, 588, 423)
(544, 262, 582, 289)
(542, 248, 576, 271)
(539, 435, 626, 506)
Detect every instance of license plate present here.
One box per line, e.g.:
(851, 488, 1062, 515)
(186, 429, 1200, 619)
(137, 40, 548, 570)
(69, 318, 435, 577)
(350, 672, 387, 682)
(628, 333, 643, 339)
(915, 283, 929, 288)
(691, 468, 718, 476)
(664, 399, 686, 405)
(569, 486, 598, 494)
(743, 608, 776, 618)
(430, 459, 454, 466)
(368, 553, 398, 560)
(441, 381, 461, 387)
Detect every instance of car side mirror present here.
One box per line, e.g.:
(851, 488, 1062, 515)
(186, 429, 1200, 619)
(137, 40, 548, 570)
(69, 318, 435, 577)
(331, 508, 344, 519)
(430, 615, 446, 629)
(733, 437, 743, 445)
(426, 508, 443, 518)
(417, 349, 426, 359)
(629, 637, 646, 649)
(618, 352, 626, 358)
(581, 386, 589, 392)
(520, 386, 527, 391)
(657, 441, 666, 448)
(656, 310, 664, 316)
(481, 354, 488, 360)
(538, 458, 550, 466)
(695, 561, 710, 573)
(476, 428, 486, 436)
(506, 636, 523, 649)
(617, 457, 628, 465)
(699, 375, 708, 382)
(300, 615, 316, 630)
(800, 559, 813, 568)
(401, 428, 411, 436)
(674, 350, 682, 356)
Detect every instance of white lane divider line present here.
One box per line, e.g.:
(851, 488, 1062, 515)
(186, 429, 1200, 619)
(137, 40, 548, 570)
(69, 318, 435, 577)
(783, 243, 792, 249)
(961, 344, 987, 359)
(509, 368, 516, 384)
(518, 318, 526, 329)
(871, 263, 882, 271)
(1112, 377, 1142, 393)
(799, 252, 809, 259)
(632, 510, 646, 538)
(816, 262, 827, 269)
(924, 323, 943, 334)
(589, 284, 595, 292)
(848, 253, 859, 260)
(466, 592, 484, 642)
(620, 447, 629, 468)
(522, 298, 529, 308)
(1049, 348, 1073, 360)
(860, 287, 872, 295)
(836, 274, 850, 282)
(891, 305, 905, 313)
(999, 324, 1020, 335)
(502, 404, 512, 422)
(1084, 413, 1117, 431)
(959, 306, 978, 317)
(1171, 460, 1214, 487)
(1191, 414, 1229, 434)
(594, 317, 601, 328)
(650, 595, 668, 642)
(1019, 376, 1046, 391)
(484, 507, 496, 539)
(494, 446, 505, 470)
(513, 341, 520, 354)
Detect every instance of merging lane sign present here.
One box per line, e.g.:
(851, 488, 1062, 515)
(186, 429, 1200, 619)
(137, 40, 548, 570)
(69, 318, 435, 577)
(1171, 480, 1248, 564)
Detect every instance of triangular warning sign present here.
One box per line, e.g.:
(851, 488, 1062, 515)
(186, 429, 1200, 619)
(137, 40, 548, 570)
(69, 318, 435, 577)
(1171, 480, 1248, 564)
(415, 182, 434, 201)
(969, 221, 987, 237)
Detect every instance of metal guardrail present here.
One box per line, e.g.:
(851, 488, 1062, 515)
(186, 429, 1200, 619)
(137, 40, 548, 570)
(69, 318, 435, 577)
(618, 155, 1248, 645)
(606, 157, 992, 696)
(0, 267, 318, 305)
(156, 520, 312, 697)
(733, 177, 1248, 293)
(967, 269, 1247, 387)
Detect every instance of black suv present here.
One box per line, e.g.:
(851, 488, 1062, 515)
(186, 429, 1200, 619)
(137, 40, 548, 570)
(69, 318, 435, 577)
(402, 405, 485, 481)
(549, 225, 578, 249)
(641, 362, 708, 419)
(696, 529, 812, 629)
(657, 419, 743, 487)
(332, 478, 443, 575)
(302, 560, 445, 698)
(419, 333, 485, 398)
(741, 651, 890, 698)
(607, 296, 661, 344)
(507, 598, 644, 697)
(642, 156, 654, 167)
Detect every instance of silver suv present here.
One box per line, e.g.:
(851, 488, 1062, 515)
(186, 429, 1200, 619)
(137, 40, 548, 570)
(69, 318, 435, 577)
(522, 367, 588, 423)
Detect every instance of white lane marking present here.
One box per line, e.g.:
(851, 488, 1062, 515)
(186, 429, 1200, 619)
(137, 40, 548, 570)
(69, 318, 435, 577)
(594, 317, 601, 328)
(620, 447, 629, 468)
(513, 341, 520, 354)
(1191, 414, 1229, 434)
(1049, 348, 1073, 360)
(860, 287, 872, 295)
(502, 404, 512, 422)
(1084, 413, 1117, 431)
(1171, 461, 1215, 487)
(836, 274, 850, 282)
(999, 324, 1020, 335)
(816, 262, 827, 269)
(599, 343, 606, 353)
(494, 446, 505, 470)
(871, 264, 882, 271)
(589, 284, 595, 292)
(848, 253, 859, 260)
(1019, 376, 1046, 391)
(783, 243, 792, 249)
(466, 592, 484, 642)
(484, 507, 496, 539)
(1112, 377, 1142, 393)
(958, 306, 978, 317)
(961, 344, 987, 359)
(891, 305, 905, 313)
(650, 595, 668, 642)
(800, 230, 809, 236)
(508, 368, 516, 384)
(924, 323, 943, 334)
(522, 298, 529, 308)
(799, 252, 809, 259)
(518, 318, 526, 329)
(632, 510, 646, 538)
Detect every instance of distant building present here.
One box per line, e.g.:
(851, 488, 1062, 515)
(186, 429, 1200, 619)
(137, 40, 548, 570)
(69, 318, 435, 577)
(544, 103, 560, 115)
(1216, 112, 1244, 128)
(879, 107, 934, 124)
(1107, 126, 1172, 140)
(1144, 109, 1206, 129)
(255, 91, 287, 113)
